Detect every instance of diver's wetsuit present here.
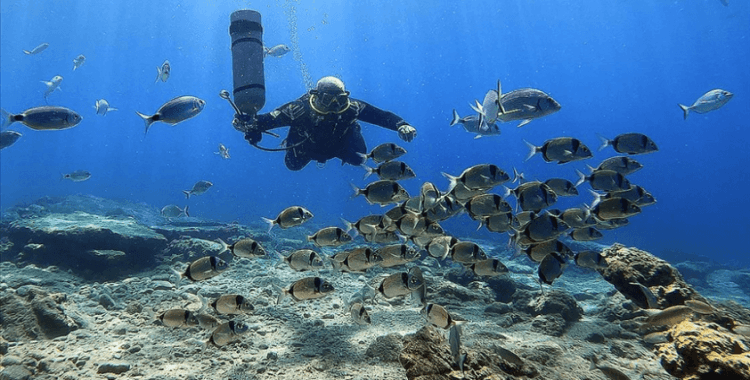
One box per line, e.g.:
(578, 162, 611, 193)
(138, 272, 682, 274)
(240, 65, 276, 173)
(253, 93, 409, 171)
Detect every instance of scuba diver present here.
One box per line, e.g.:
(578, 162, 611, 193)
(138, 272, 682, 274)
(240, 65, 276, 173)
(239, 76, 417, 171)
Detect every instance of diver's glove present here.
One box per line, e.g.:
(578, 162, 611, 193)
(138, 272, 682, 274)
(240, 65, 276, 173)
(397, 125, 417, 142)
(245, 130, 262, 145)
(232, 113, 262, 145)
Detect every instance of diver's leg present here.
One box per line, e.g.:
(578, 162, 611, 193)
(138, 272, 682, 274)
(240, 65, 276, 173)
(285, 146, 311, 171)
(338, 127, 367, 167)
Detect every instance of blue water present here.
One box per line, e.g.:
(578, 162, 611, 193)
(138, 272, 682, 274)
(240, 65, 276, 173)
(1, 1, 748, 266)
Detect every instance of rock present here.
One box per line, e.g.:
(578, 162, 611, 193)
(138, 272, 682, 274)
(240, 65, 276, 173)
(0, 287, 79, 341)
(486, 276, 517, 303)
(365, 333, 403, 362)
(1, 356, 23, 366)
(599, 244, 706, 309)
(161, 237, 225, 263)
(399, 327, 454, 380)
(656, 320, 750, 380)
(0, 365, 32, 380)
(530, 315, 567, 337)
(30, 291, 79, 339)
(431, 281, 492, 305)
(484, 302, 512, 315)
(96, 362, 131, 374)
(525, 289, 583, 323)
(6, 212, 167, 280)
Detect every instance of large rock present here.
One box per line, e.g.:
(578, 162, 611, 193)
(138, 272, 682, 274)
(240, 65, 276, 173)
(656, 320, 750, 380)
(6, 212, 167, 279)
(599, 244, 705, 309)
(0, 286, 80, 341)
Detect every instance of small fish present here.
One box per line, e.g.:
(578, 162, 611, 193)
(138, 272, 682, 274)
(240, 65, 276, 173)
(155, 60, 171, 83)
(419, 182, 441, 211)
(136, 95, 206, 135)
(469, 258, 508, 277)
(41, 76, 63, 101)
(597, 218, 629, 230)
(684, 300, 714, 314)
(393, 213, 443, 237)
(631, 282, 659, 309)
(595, 156, 643, 176)
(589, 197, 641, 220)
(463, 193, 512, 220)
(569, 227, 603, 241)
(576, 169, 631, 192)
(470, 80, 504, 125)
(72, 54, 85, 70)
(443, 164, 510, 191)
(350, 302, 371, 325)
(351, 180, 410, 206)
(574, 250, 607, 270)
(277, 277, 335, 304)
(161, 205, 189, 218)
(308, 227, 353, 247)
(559, 208, 597, 229)
(215, 143, 230, 159)
(262, 206, 314, 232)
(331, 247, 383, 273)
(598, 133, 658, 155)
(378, 267, 424, 299)
(195, 313, 220, 330)
(423, 194, 464, 221)
(422, 303, 460, 329)
(209, 294, 254, 315)
(589, 357, 632, 380)
(679, 89, 733, 119)
(280, 249, 325, 271)
(449, 324, 467, 372)
(264, 44, 291, 57)
(641, 305, 694, 327)
(23, 42, 49, 55)
(62, 170, 91, 182)
(363, 161, 416, 181)
(450, 241, 488, 264)
(1, 106, 81, 131)
(496, 88, 561, 128)
(208, 320, 249, 347)
(543, 178, 578, 197)
(0, 131, 22, 149)
(642, 331, 669, 344)
(480, 212, 514, 233)
(341, 214, 383, 236)
(183, 180, 213, 199)
(359, 142, 407, 163)
(94, 99, 118, 115)
(525, 137, 593, 164)
(217, 237, 266, 259)
(363, 230, 404, 244)
(603, 186, 656, 207)
(376, 244, 421, 268)
(522, 239, 573, 263)
(504, 182, 558, 213)
(175, 256, 229, 283)
(157, 309, 199, 328)
(538, 252, 566, 285)
(449, 110, 501, 139)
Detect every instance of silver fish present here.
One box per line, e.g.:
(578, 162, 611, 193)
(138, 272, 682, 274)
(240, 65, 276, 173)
(598, 133, 658, 155)
(574, 250, 607, 270)
(377, 268, 424, 299)
(307, 227, 353, 247)
(450, 241, 488, 264)
(62, 170, 91, 182)
(463, 193, 512, 220)
(443, 164, 510, 191)
(177, 256, 228, 282)
(544, 178, 578, 197)
(589, 197, 641, 220)
(419, 182, 441, 211)
(218, 237, 266, 259)
(422, 303, 458, 329)
(0, 131, 22, 149)
(341, 214, 383, 236)
(449, 110, 501, 139)
(277, 277, 335, 304)
(595, 156, 643, 176)
(424, 194, 464, 221)
(155, 60, 171, 83)
(352, 180, 410, 206)
(350, 302, 371, 324)
(604, 186, 656, 207)
(569, 227, 603, 241)
(480, 212, 513, 233)
(425, 235, 459, 259)
(332, 247, 383, 273)
(360, 142, 407, 163)
(559, 208, 597, 229)
(631, 282, 658, 309)
(41, 76, 63, 100)
(263, 206, 314, 232)
(157, 309, 199, 328)
(684, 300, 714, 314)
(679, 89, 732, 119)
(449, 324, 467, 372)
(363, 160, 416, 181)
(161, 204, 189, 218)
(195, 313, 220, 330)
(94, 99, 117, 115)
(469, 258, 508, 277)
(515, 213, 570, 245)
(183, 180, 213, 199)
(264, 44, 291, 57)
(23, 42, 49, 55)
(522, 239, 573, 263)
(393, 213, 443, 237)
(215, 143, 230, 159)
(210, 294, 254, 315)
(538, 252, 566, 285)
(376, 244, 421, 268)
(505, 182, 558, 213)
(1, 106, 81, 131)
(589, 357, 632, 380)
(497, 88, 561, 128)
(525, 137, 592, 164)
(281, 249, 325, 271)
(72, 54, 85, 70)
(208, 320, 249, 347)
(640, 305, 694, 328)
(576, 169, 631, 192)
(136, 95, 206, 134)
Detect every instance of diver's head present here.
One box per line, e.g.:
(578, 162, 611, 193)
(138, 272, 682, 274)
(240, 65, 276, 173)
(310, 76, 351, 114)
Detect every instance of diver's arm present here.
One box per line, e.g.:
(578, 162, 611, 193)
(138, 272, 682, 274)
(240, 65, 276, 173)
(354, 100, 408, 131)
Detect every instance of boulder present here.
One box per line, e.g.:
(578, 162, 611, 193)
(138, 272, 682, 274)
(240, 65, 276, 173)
(0, 286, 79, 341)
(365, 333, 403, 362)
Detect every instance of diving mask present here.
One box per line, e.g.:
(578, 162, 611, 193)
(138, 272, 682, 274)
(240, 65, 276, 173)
(310, 90, 351, 114)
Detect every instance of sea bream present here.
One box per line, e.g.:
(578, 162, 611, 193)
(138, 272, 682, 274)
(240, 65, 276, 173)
(0, 131, 22, 150)
(377, 267, 424, 299)
(174, 256, 229, 283)
(497, 88, 561, 128)
(276, 277, 335, 304)
(280, 249, 325, 272)
(72, 54, 85, 70)
(155, 60, 171, 83)
(449, 110, 501, 139)
(442, 164, 510, 191)
(1, 106, 81, 131)
(359, 142, 407, 163)
(94, 99, 117, 115)
(157, 309, 199, 328)
(217, 237, 266, 259)
(23, 42, 49, 55)
(598, 133, 658, 155)
(363, 161, 416, 181)
(264, 44, 291, 57)
(208, 320, 249, 347)
(61, 170, 91, 182)
(136, 95, 206, 135)
(262, 206, 314, 232)
(215, 143, 230, 159)
(679, 89, 733, 119)
(307, 227, 353, 247)
(161, 204, 189, 218)
(41, 75, 63, 101)
(351, 180, 410, 206)
(183, 180, 213, 199)
(525, 137, 593, 164)
(208, 294, 254, 315)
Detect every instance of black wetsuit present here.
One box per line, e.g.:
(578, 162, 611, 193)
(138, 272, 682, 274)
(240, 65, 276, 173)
(252, 93, 408, 171)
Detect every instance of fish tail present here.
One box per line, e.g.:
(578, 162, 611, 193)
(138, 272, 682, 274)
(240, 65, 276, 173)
(597, 134, 611, 151)
(440, 172, 459, 193)
(136, 111, 155, 134)
(274, 285, 286, 305)
(23, 50, 32, 55)
(261, 217, 276, 233)
(215, 238, 229, 256)
(523, 140, 539, 162)
(184, 205, 190, 217)
(171, 267, 185, 287)
(350, 183, 364, 199)
(588, 189, 603, 208)
(340, 217, 354, 234)
(182, 190, 191, 199)
(0, 109, 14, 129)
(357, 152, 369, 163)
(512, 167, 525, 183)
(450, 109, 460, 126)
(155, 67, 162, 83)
(109, 107, 118, 112)
(496, 79, 506, 115)
(575, 169, 587, 187)
(362, 165, 375, 180)
(678, 103, 690, 120)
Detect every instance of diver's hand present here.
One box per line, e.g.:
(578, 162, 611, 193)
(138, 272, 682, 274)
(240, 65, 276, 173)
(245, 130, 262, 145)
(397, 125, 417, 142)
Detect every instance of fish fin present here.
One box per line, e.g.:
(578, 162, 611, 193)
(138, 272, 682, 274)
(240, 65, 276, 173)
(496, 79, 505, 115)
(588, 189, 603, 208)
(215, 238, 229, 256)
(357, 152, 369, 163)
(441, 172, 459, 193)
(597, 134, 611, 151)
(516, 119, 532, 128)
(350, 183, 367, 201)
(678, 103, 690, 120)
(450, 109, 460, 126)
(155, 66, 162, 83)
(136, 111, 155, 135)
(512, 167, 524, 183)
(1, 109, 13, 129)
(524, 140, 539, 162)
(274, 285, 286, 305)
(182, 190, 191, 199)
(470, 100, 483, 115)
(260, 217, 276, 233)
(109, 107, 118, 112)
(586, 164, 596, 173)
(362, 165, 375, 180)
(473, 135, 482, 139)
(171, 267, 184, 288)
(575, 169, 587, 187)
(23, 50, 32, 55)
(340, 218, 354, 233)
(184, 205, 189, 217)
(562, 149, 573, 156)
